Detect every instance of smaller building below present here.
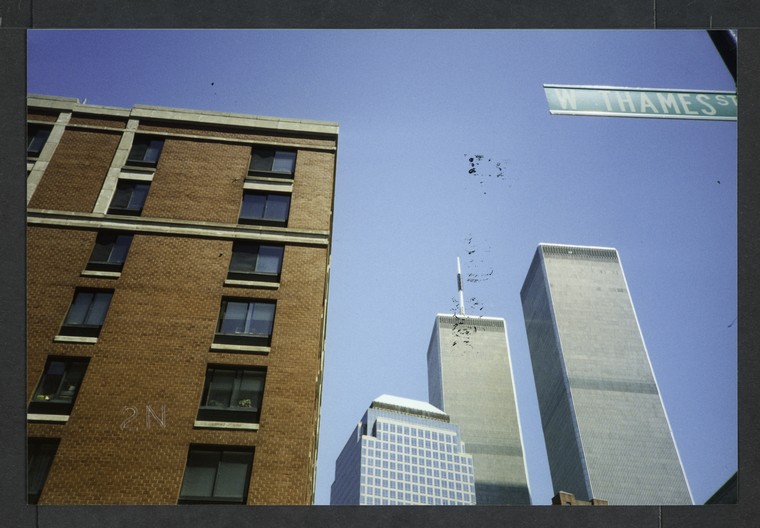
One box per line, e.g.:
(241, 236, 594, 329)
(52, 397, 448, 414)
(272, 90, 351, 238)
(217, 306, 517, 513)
(330, 395, 476, 505)
(552, 491, 609, 506)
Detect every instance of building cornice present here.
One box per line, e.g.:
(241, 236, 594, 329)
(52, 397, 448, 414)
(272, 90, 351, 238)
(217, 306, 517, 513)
(27, 209, 330, 247)
(28, 94, 339, 138)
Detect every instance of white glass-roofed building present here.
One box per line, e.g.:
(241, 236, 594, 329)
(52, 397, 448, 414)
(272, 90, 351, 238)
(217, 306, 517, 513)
(329, 395, 476, 505)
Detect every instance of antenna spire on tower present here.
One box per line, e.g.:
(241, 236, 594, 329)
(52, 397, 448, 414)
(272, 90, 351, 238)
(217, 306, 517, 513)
(457, 257, 466, 316)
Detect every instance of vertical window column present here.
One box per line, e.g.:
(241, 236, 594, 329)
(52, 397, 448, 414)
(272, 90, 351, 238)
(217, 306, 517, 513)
(27, 111, 71, 205)
(92, 119, 142, 214)
(104, 135, 163, 216)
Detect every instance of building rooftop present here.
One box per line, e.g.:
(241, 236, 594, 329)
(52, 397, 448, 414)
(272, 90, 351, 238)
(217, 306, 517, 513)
(435, 313, 506, 323)
(370, 395, 447, 420)
(538, 242, 617, 252)
(28, 94, 339, 137)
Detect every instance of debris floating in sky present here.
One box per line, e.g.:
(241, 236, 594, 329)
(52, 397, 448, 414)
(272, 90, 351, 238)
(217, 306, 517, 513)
(465, 153, 508, 182)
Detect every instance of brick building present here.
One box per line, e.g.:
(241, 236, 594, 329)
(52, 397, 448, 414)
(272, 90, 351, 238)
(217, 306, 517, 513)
(551, 491, 608, 506)
(26, 95, 338, 505)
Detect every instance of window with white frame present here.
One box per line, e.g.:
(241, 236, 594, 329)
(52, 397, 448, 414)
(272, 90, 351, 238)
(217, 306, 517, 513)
(59, 289, 113, 337)
(28, 357, 89, 416)
(126, 136, 164, 167)
(197, 366, 266, 424)
(86, 231, 133, 272)
(238, 191, 290, 227)
(248, 148, 296, 178)
(214, 299, 275, 346)
(227, 241, 284, 282)
(178, 446, 254, 504)
(108, 180, 150, 216)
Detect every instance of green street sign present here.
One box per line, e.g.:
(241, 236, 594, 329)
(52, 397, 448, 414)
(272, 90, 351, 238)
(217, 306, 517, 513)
(544, 84, 737, 121)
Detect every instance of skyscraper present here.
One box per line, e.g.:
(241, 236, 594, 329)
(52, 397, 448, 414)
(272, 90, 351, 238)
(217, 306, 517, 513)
(26, 95, 338, 505)
(520, 243, 692, 505)
(330, 395, 476, 505)
(426, 261, 531, 505)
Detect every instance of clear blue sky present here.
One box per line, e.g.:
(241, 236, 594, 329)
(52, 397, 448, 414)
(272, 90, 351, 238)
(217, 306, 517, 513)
(28, 29, 737, 505)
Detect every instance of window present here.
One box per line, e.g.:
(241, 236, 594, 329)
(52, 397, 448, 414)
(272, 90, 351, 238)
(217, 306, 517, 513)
(214, 299, 275, 346)
(126, 136, 164, 167)
(108, 180, 150, 216)
(28, 438, 60, 504)
(197, 366, 266, 423)
(239, 191, 290, 227)
(228, 242, 284, 282)
(59, 289, 113, 337)
(27, 124, 52, 158)
(179, 446, 254, 504)
(248, 148, 296, 178)
(28, 357, 89, 415)
(86, 231, 133, 272)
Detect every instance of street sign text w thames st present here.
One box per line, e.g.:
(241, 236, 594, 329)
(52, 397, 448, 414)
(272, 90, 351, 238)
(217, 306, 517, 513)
(544, 84, 736, 121)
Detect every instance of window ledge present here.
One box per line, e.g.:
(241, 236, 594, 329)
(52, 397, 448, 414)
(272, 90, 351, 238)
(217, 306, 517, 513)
(210, 343, 270, 354)
(119, 168, 155, 181)
(81, 270, 121, 279)
(27, 413, 69, 423)
(193, 420, 260, 431)
(243, 180, 294, 193)
(224, 279, 279, 289)
(54, 335, 98, 344)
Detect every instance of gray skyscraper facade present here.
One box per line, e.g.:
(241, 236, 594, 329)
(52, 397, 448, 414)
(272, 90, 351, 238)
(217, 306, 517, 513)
(427, 314, 532, 505)
(330, 395, 476, 505)
(520, 243, 692, 505)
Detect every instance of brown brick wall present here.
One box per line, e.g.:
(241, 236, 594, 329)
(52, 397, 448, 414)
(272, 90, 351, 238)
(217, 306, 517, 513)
(28, 106, 335, 505)
(290, 150, 336, 231)
(26, 227, 99, 373)
(142, 138, 250, 224)
(28, 111, 60, 122)
(29, 232, 231, 504)
(28, 128, 121, 212)
(69, 114, 127, 128)
(142, 137, 335, 231)
(244, 244, 328, 504)
(28, 232, 329, 504)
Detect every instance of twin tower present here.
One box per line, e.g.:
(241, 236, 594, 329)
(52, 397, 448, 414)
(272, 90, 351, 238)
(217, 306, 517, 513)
(333, 243, 693, 505)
